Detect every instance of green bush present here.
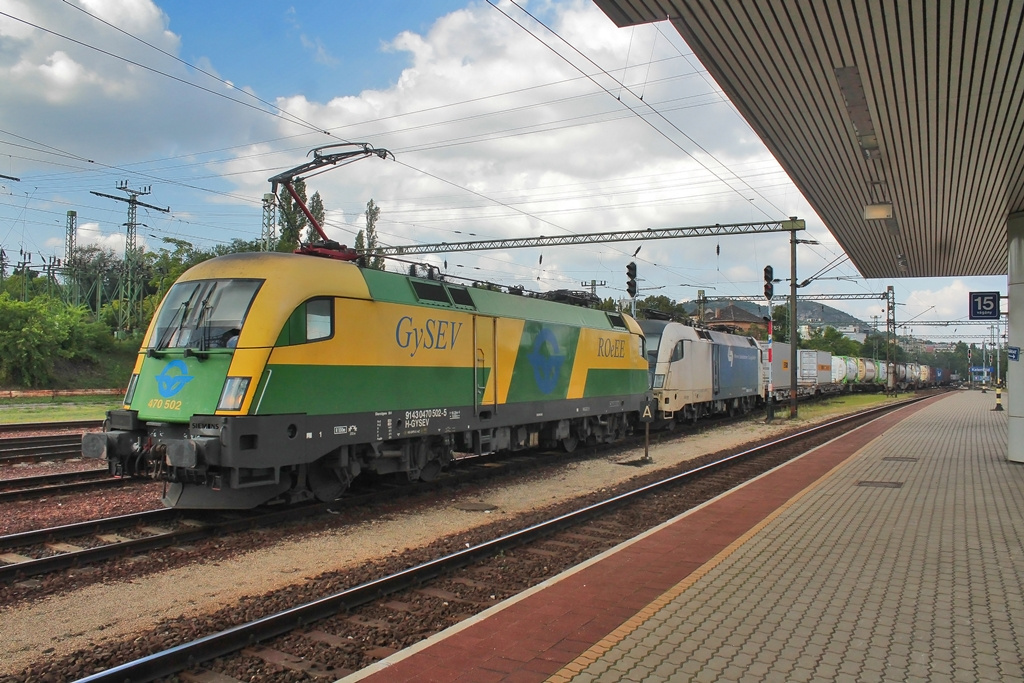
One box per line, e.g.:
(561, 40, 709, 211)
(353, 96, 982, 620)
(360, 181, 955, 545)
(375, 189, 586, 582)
(0, 294, 116, 387)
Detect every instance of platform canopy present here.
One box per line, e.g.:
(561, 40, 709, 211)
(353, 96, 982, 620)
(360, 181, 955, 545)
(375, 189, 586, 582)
(593, 0, 1024, 279)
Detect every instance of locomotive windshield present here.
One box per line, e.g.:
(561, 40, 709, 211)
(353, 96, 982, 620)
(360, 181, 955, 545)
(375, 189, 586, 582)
(151, 279, 262, 350)
(643, 331, 661, 388)
(644, 332, 661, 361)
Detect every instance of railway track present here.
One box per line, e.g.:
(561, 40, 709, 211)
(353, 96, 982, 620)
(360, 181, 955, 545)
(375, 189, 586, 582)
(0, 445, 597, 584)
(60, 395, 931, 682)
(0, 433, 88, 464)
(0, 420, 102, 464)
(0, 504, 332, 583)
(0, 419, 103, 436)
(0, 469, 123, 504)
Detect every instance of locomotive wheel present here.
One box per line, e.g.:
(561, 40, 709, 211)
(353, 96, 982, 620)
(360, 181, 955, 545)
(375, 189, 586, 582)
(416, 439, 452, 482)
(419, 459, 442, 481)
(561, 436, 579, 453)
(308, 458, 351, 502)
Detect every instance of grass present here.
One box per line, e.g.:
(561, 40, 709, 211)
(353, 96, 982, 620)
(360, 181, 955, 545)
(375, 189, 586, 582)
(776, 391, 899, 422)
(0, 344, 136, 423)
(0, 394, 122, 423)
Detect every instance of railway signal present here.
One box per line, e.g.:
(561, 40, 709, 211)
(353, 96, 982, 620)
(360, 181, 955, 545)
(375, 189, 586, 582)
(626, 261, 638, 298)
(763, 265, 774, 300)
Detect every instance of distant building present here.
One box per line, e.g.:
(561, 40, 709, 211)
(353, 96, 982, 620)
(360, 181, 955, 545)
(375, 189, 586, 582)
(837, 325, 866, 344)
(705, 304, 765, 335)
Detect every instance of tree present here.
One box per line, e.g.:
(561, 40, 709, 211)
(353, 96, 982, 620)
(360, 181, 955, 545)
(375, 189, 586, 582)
(945, 340, 971, 378)
(1, 266, 48, 302)
(212, 237, 265, 257)
(64, 245, 121, 316)
(770, 304, 790, 343)
(636, 294, 691, 321)
(859, 330, 907, 363)
(276, 179, 308, 253)
(305, 191, 325, 244)
(356, 199, 385, 270)
(802, 326, 860, 357)
(0, 294, 114, 386)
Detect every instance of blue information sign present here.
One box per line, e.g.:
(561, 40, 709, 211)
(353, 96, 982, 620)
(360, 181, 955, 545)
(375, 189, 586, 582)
(1010, 346, 1020, 362)
(969, 291, 1000, 320)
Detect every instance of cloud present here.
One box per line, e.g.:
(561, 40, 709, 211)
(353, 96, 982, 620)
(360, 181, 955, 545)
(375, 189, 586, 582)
(75, 221, 125, 251)
(299, 34, 339, 67)
(0, 0, 277, 168)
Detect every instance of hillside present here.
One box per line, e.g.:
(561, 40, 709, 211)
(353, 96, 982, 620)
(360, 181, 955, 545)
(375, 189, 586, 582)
(698, 300, 867, 329)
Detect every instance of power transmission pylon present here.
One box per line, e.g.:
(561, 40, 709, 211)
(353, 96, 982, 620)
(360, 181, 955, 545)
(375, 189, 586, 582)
(16, 251, 32, 301)
(262, 193, 277, 251)
(64, 210, 80, 306)
(44, 255, 61, 299)
(91, 182, 169, 334)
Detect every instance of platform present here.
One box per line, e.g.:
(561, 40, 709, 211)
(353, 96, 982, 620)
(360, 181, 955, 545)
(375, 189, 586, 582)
(345, 389, 1020, 682)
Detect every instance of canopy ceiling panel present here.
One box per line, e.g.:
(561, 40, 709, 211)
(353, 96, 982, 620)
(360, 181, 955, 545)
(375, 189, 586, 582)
(594, 0, 1024, 278)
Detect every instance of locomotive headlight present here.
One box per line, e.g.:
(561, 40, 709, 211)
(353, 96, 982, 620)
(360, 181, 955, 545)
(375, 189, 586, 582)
(217, 377, 251, 411)
(653, 374, 666, 389)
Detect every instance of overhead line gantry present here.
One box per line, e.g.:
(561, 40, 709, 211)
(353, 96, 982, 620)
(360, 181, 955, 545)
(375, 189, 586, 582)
(700, 293, 886, 302)
(371, 219, 805, 256)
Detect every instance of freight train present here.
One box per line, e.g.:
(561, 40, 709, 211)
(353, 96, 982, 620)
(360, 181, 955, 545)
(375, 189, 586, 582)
(643, 322, 943, 427)
(83, 252, 650, 509)
(82, 250, 942, 509)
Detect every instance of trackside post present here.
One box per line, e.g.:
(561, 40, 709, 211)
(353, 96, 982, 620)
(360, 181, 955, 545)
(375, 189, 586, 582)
(641, 398, 656, 461)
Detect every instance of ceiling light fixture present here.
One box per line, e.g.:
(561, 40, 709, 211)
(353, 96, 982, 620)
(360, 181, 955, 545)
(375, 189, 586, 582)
(864, 203, 893, 220)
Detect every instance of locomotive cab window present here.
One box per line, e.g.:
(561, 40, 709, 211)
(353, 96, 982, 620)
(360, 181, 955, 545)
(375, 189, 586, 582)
(277, 297, 334, 346)
(151, 279, 262, 351)
(669, 340, 685, 362)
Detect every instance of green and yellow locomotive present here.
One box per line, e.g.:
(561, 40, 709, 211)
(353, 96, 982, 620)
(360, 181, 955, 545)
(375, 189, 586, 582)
(84, 252, 650, 509)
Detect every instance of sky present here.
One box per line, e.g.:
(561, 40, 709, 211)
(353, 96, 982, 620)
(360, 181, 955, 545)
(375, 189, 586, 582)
(0, 0, 1008, 344)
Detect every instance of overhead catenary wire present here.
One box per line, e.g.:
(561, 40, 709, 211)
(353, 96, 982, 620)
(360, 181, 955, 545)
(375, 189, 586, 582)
(491, 0, 788, 219)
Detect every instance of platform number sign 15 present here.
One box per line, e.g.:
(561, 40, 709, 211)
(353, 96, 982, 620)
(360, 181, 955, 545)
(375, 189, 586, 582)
(969, 291, 1000, 320)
